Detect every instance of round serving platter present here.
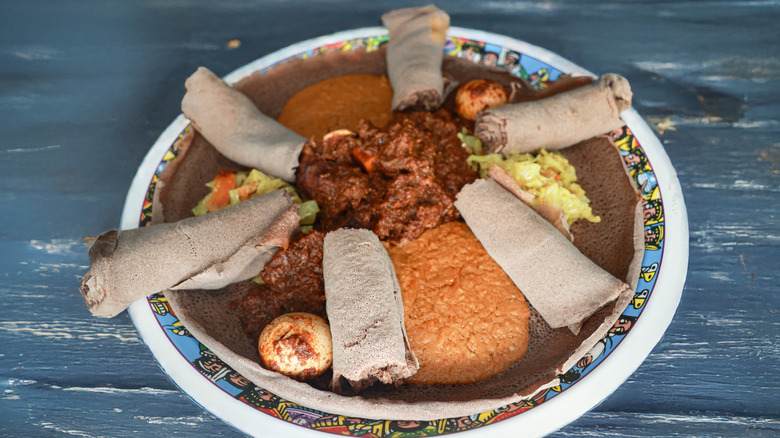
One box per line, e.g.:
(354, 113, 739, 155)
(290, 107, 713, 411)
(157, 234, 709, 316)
(124, 27, 688, 437)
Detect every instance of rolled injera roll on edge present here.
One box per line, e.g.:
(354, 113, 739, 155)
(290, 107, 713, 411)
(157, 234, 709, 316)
(382, 5, 449, 111)
(454, 178, 632, 332)
(181, 67, 306, 182)
(80, 189, 299, 317)
(323, 228, 419, 394)
(475, 73, 633, 154)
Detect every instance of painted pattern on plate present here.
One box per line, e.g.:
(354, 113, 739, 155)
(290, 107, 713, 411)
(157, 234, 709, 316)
(139, 35, 664, 437)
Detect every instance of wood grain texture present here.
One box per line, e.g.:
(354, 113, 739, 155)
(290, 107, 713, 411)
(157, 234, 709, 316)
(1, 0, 777, 436)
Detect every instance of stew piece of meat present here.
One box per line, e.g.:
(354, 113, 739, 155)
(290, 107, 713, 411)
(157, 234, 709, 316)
(230, 230, 326, 341)
(296, 109, 477, 243)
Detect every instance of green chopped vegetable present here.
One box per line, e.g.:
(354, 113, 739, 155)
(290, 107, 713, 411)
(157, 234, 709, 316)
(458, 128, 483, 155)
(193, 168, 319, 231)
(297, 199, 320, 226)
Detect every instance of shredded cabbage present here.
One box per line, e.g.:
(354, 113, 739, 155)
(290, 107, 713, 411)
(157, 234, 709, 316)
(193, 168, 319, 230)
(468, 149, 600, 226)
(458, 128, 483, 155)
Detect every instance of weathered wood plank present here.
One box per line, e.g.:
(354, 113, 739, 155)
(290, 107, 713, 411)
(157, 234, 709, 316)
(1, 0, 777, 436)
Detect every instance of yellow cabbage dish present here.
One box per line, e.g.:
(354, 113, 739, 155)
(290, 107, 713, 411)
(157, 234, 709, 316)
(467, 149, 600, 227)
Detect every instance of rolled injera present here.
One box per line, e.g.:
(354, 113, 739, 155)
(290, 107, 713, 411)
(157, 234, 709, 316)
(323, 228, 419, 394)
(454, 178, 633, 333)
(181, 67, 306, 182)
(382, 5, 449, 111)
(475, 73, 633, 154)
(80, 190, 299, 317)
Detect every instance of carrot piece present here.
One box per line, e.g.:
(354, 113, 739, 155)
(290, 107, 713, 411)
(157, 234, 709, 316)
(236, 184, 256, 201)
(206, 169, 237, 212)
(352, 147, 377, 173)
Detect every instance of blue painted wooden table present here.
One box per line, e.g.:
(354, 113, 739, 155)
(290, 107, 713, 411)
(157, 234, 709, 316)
(2, 0, 778, 436)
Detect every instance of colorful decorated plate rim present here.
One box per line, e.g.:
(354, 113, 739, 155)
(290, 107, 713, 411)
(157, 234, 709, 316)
(123, 27, 688, 438)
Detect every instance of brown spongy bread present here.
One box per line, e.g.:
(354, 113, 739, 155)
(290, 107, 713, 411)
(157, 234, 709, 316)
(387, 221, 530, 385)
(160, 47, 643, 421)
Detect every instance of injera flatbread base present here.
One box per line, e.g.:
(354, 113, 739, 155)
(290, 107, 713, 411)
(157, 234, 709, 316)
(161, 49, 643, 420)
